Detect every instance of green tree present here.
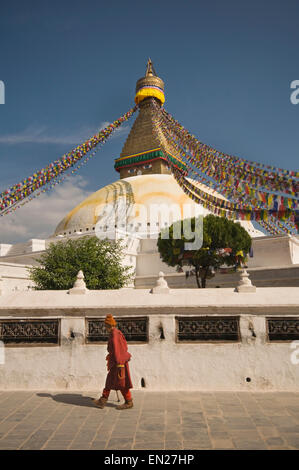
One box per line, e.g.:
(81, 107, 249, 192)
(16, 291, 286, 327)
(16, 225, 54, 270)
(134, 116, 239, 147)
(29, 236, 133, 290)
(157, 214, 252, 288)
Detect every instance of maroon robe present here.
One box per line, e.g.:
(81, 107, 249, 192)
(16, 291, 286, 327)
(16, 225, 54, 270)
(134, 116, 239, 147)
(105, 328, 133, 390)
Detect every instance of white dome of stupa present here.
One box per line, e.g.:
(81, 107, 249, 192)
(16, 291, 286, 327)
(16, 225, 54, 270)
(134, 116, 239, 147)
(54, 174, 263, 239)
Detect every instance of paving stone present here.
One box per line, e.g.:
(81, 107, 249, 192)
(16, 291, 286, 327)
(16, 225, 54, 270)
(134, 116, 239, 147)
(209, 431, 230, 440)
(182, 430, 208, 441)
(181, 422, 208, 431)
(90, 441, 107, 450)
(0, 438, 27, 449)
(138, 421, 165, 432)
(21, 441, 50, 450)
(265, 437, 286, 446)
(221, 410, 249, 418)
(181, 428, 209, 439)
(257, 426, 280, 438)
(43, 441, 72, 450)
(165, 441, 183, 449)
(278, 426, 299, 433)
(166, 415, 181, 423)
(133, 443, 164, 450)
(250, 416, 272, 426)
(69, 442, 91, 450)
(70, 430, 97, 442)
(165, 431, 183, 441)
(207, 416, 225, 424)
(117, 415, 139, 422)
(181, 421, 207, 428)
(110, 428, 137, 438)
(233, 440, 267, 450)
(212, 438, 235, 449)
(106, 438, 134, 449)
(262, 408, 289, 417)
(182, 440, 211, 449)
(225, 418, 256, 430)
(0, 444, 19, 450)
(208, 425, 228, 434)
(11, 424, 37, 434)
(270, 416, 298, 427)
(228, 428, 261, 438)
(203, 409, 222, 416)
(286, 406, 299, 412)
(280, 433, 299, 448)
(135, 431, 164, 444)
(140, 411, 165, 418)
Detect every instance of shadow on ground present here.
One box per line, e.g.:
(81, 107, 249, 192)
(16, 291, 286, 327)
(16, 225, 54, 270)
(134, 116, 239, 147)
(36, 393, 119, 408)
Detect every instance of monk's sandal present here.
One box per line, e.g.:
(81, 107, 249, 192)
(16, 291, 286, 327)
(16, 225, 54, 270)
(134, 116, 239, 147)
(116, 400, 133, 410)
(93, 397, 108, 409)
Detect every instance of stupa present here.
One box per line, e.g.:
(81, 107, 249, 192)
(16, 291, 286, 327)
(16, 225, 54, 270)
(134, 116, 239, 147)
(54, 60, 262, 240)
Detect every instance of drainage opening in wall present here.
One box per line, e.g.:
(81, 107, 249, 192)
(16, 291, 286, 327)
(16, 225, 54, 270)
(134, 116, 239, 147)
(69, 329, 75, 340)
(141, 378, 146, 388)
(158, 323, 165, 340)
(246, 377, 251, 382)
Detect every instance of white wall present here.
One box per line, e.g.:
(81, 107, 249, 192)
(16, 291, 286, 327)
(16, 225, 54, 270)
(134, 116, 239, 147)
(0, 312, 298, 391)
(290, 237, 299, 265)
(248, 235, 294, 268)
(0, 262, 33, 293)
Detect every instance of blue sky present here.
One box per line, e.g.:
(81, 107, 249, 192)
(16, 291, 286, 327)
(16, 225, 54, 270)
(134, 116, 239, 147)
(0, 0, 298, 243)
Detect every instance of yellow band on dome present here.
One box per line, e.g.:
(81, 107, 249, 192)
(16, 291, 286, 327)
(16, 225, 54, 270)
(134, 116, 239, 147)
(135, 87, 165, 105)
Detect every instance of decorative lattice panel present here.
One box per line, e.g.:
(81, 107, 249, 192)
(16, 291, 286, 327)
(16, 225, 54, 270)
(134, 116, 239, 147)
(86, 317, 148, 343)
(267, 317, 299, 341)
(176, 316, 240, 342)
(0, 319, 60, 345)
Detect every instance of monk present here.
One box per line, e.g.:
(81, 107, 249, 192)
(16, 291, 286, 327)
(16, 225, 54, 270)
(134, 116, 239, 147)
(93, 314, 133, 410)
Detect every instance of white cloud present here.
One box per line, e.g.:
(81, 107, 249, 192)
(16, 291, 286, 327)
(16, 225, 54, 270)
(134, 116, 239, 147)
(0, 175, 92, 244)
(0, 122, 130, 145)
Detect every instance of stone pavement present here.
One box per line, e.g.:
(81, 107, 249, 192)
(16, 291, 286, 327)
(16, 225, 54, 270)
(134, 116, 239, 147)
(0, 390, 298, 450)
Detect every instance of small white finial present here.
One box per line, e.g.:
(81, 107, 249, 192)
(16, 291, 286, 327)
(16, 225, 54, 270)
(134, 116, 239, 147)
(68, 270, 89, 295)
(235, 269, 256, 293)
(150, 271, 170, 294)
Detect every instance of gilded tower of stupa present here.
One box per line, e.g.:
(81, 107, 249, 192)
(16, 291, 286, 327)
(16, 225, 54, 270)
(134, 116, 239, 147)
(114, 59, 187, 179)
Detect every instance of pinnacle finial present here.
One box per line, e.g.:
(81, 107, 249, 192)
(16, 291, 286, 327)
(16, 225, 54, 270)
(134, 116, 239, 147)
(150, 271, 170, 294)
(135, 59, 165, 105)
(235, 268, 256, 293)
(146, 58, 156, 77)
(68, 270, 88, 295)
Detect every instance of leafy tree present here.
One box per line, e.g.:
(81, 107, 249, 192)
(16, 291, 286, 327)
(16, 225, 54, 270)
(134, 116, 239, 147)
(157, 214, 252, 288)
(29, 236, 133, 290)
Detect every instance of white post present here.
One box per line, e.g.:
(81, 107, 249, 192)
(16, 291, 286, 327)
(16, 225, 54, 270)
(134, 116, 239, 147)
(150, 271, 170, 294)
(235, 269, 256, 293)
(68, 270, 89, 295)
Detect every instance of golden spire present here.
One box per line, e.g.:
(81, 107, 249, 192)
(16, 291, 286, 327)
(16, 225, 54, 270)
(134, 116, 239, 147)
(145, 58, 156, 77)
(135, 59, 165, 105)
(115, 60, 186, 178)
